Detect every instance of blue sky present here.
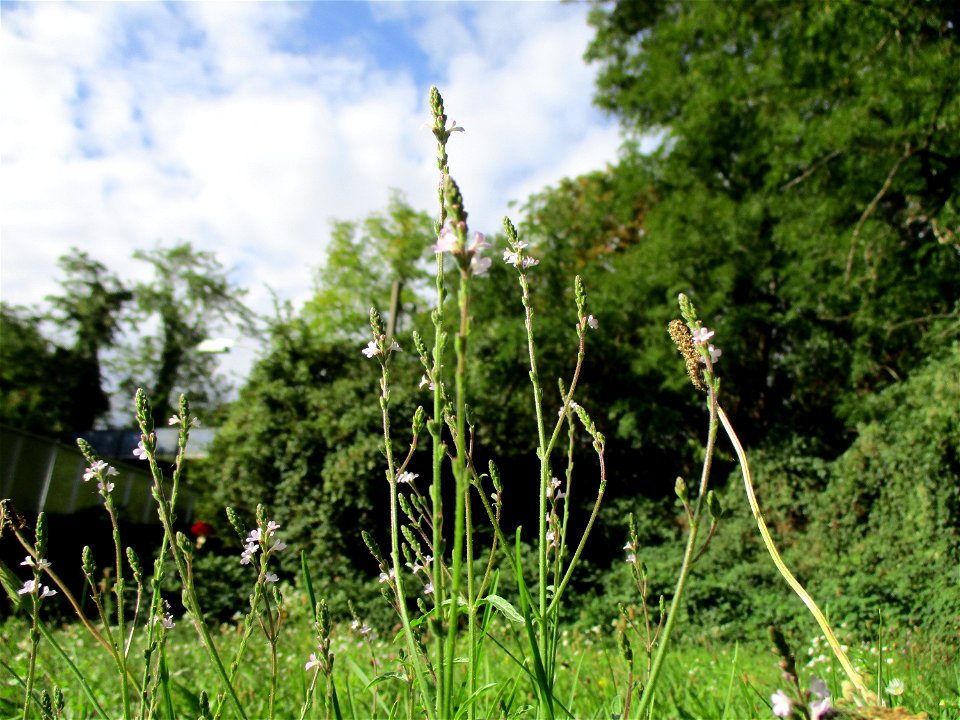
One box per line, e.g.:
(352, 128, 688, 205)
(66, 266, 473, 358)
(1, 1, 627, 374)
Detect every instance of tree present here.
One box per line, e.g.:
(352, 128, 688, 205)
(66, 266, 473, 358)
(585, 0, 960, 446)
(45, 249, 133, 428)
(0, 304, 65, 433)
(120, 241, 257, 428)
(303, 189, 436, 340)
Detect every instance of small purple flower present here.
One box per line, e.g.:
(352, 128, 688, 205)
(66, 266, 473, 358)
(133, 440, 149, 461)
(434, 227, 460, 254)
(691, 326, 715, 345)
(809, 697, 831, 720)
(265, 572, 279, 584)
(424, 582, 434, 595)
(471, 255, 492, 276)
(304, 653, 321, 672)
(17, 580, 37, 595)
(98, 480, 115, 494)
(39, 585, 57, 598)
(771, 689, 793, 717)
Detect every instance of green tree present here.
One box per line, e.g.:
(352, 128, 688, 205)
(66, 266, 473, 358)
(120, 241, 257, 427)
(0, 304, 65, 433)
(45, 249, 133, 428)
(303, 189, 436, 339)
(586, 0, 960, 446)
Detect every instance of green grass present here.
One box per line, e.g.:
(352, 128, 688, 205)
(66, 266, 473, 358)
(1, 612, 955, 719)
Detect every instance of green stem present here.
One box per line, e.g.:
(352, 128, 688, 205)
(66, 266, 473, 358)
(634, 388, 718, 718)
(717, 405, 869, 697)
(381, 364, 438, 720)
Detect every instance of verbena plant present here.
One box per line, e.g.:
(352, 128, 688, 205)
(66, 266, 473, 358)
(0, 87, 923, 720)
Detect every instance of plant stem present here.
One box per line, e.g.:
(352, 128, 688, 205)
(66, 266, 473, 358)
(634, 386, 719, 718)
(717, 405, 869, 697)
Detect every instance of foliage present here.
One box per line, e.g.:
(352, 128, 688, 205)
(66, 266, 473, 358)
(0, 304, 72, 433)
(586, 0, 960, 447)
(119, 241, 257, 427)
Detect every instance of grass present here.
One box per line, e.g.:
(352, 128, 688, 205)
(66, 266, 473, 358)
(1, 607, 956, 719)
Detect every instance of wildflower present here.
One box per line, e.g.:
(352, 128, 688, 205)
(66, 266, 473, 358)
(20, 556, 50, 570)
(83, 460, 117, 481)
(586, 314, 599, 329)
(397, 471, 418, 484)
(245, 528, 263, 545)
(434, 226, 460, 254)
(503, 248, 539, 269)
(886, 678, 904, 696)
(809, 697, 831, 720)
(691, 326, 715, 345)
(133, 440, 149, 460)
(265, 520, 280, 536)
(17, 580, 37, 595)
(168, 415, 179, 426)
(625, 553, 636, 564)
(546, 477, 562, 498)
(771, 689, 793, 717)
(378, 569, 395, 584)
(240, 543, 257, 565)
(98, 480, 115, 494)
(270, 539, 287, 552)
(265, 572, 279, 584)
(40, 586, 57, 598)
(471, 255, 492, 276)
(702, 344, 722, 364)
(304, 653, 321, 672)
(419, 374, 434, 390)
(362, 340, 379, 358)
(546, 530, 557, 547)
(424, 582, 434, 595)
(809, 678, 828, 699)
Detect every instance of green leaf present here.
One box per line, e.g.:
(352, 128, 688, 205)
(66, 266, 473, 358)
(484, 594, 525, 626)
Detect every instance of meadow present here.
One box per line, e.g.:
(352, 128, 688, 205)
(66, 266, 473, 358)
(3, 27, 959, 715)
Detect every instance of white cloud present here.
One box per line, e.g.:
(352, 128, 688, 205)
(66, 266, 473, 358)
(1, 1, 622, 380)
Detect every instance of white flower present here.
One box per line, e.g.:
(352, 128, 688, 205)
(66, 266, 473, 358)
(39, 586, 57, 598)
(264, 572, 279, 584)
(771, 689, 793, 717)
(424, 582, 434, 595)
(265, 520, 281, 536)
(168, 415, 180, 426)
(503, 248, 540, 269)
(362, 340, 379, 358)
(886, 678, 904, 696)
(691, 326, 715, 345)
(586, 315, 599, 329)
(133, 440, 149, 460)
(468, 232, 490, 253)
(240, 543, 258, 565)
(21, 556, 51, 570)
(471, 255, 492, 276)
(397, 471, 418, 484)
(434, 227, 459, 254)
(810, 697, 831, 720)
(98, 480, 115, 494)
(304, 653, 321, 672)
(270, 539, 287, 552)
(625, 553, 636, 564)
(245, 529, 262, 545)
(18, 580, 37, 595)
(419, 374, 435, 390)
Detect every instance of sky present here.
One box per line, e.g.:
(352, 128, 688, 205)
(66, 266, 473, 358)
(1, 1, 627, 376)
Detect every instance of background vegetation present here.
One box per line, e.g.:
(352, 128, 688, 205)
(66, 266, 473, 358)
(3, 0, 957, 657)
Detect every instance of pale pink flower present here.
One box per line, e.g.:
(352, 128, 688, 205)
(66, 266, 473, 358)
(771, 689, 792, 717)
